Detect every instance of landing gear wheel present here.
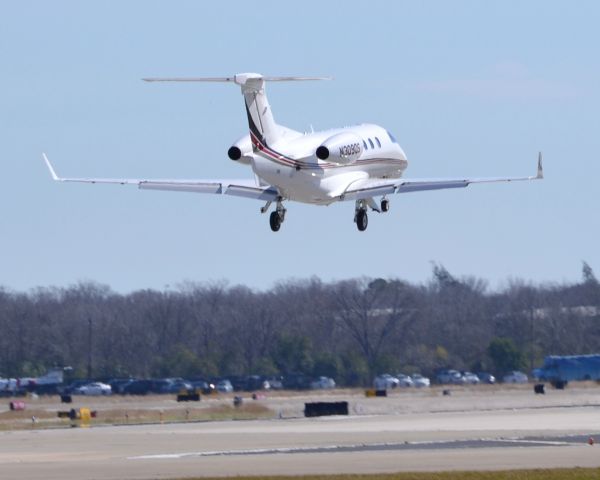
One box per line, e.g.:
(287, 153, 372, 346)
(269, 211, 282, 232)
(356, 209, 368, 231)
(381, 199, 390, 212)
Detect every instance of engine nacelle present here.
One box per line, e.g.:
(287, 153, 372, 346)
(315, 132, 363, 165)
(227, 134, 253, 165)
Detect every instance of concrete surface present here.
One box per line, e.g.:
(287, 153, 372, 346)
(1, 386, 600, 479)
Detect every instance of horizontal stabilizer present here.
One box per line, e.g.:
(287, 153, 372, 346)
(262, 76, 332, 82)
(142, 73, 331, 86)
(143, 77, 238, 83)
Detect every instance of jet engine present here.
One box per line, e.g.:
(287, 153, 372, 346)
(315, 132, 363, 165)
(227, 134, 253, 165)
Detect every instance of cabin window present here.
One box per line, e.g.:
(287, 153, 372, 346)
(363, 140, 368, 150)
(368, 138, 375, 149)
(387, 131, 397, 143)
(375, 137, 381, 148)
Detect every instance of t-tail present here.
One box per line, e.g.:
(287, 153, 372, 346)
(143, 73, 331, 148)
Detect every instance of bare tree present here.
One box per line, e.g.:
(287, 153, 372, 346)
(333, 278, 415, 378)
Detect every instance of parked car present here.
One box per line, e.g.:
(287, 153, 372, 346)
(396, 374, 414, 387)
(503, 371, 528, 384)
(122, 379, 154, 395)
(263, 376, 284, 390)
(477, 372, 496, 384)
(75, 382, 112, 395)
(236, 375, 271, 392)
(410, 374, 431, 387)
(189, 380, 214, 394)
(216, 379, 233, 393)
(462, 372, 480, 384)
(0, 377, 17, 394)
(62, 380, 92, 395)
(161, 378, 193, 393)
(436, 369, 465, 384)
(150, 379, 173, 393)
(310, 376, 336, 389)
(228, 376, 247, 391)
(108, 378, 136, 394)
(282, 374, 312, 390)
(373, 374, 400, 390)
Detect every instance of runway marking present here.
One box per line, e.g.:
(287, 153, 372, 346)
(128, 435, 588, 461)
(495, 439, 572, 446)
(130, 445, 354, 460)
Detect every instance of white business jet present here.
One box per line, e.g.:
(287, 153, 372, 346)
(43, 73, 543, 232)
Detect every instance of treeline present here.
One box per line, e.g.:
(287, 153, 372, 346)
(1, 263, 600, 386)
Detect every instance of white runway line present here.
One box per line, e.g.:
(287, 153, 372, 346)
(495, 438, 573, 446)
(127, 436, 578, 461)
(129, 445, 341, 460)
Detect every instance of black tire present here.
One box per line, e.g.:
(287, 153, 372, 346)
(269, 211, 281, 232)
(381, 199, 390, 212)
(552, 380, 567, 389)
(356, 209, 368, 231)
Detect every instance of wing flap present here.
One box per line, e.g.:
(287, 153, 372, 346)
(342, 183, 397, 201)
(139, 182, 222, 194)
(225, 185, 279, 201)
(396, 179, 469, 193)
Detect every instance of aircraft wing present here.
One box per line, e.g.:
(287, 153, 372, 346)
(342, 153, 544, 201)
(42, 154, 280, 201)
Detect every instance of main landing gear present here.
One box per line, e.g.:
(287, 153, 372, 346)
(354, 197, 390, 232)
(262, 198, 287, 232)
(269, 211, 282, 231)
(262, 196, 389, 232)
(354, 199, 369, 232)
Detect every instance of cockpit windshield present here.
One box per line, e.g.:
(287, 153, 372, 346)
(387, 131, 397, 143)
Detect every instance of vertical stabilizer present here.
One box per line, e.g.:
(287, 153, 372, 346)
(234, 73, 280, 147)
(142, 72, 331, 149)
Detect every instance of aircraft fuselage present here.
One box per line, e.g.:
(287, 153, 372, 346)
(243, 123, 408, 205)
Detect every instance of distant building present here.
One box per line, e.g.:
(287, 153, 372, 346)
(533, 355, 600, 384)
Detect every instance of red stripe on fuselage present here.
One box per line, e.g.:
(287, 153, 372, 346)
(250, 131, 404, 171)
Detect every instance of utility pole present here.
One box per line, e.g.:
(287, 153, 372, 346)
(529, 306, 535, 372)
(87, 317, 93, 379)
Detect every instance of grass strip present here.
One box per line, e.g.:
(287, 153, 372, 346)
(173, 470, 600, 480)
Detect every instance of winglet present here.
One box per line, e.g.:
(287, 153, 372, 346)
(536, 151, 544, 179)
(42, 153, 60, 181)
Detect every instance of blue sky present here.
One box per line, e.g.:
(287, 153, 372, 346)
(1, 1, 599, 292)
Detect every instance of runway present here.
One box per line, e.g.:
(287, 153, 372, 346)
(1, 402, 600, 479)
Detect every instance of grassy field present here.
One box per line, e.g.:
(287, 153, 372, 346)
(174, 471, 600, 480)
(2, 382, 600, 430)
(0, 401, 274, 430)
